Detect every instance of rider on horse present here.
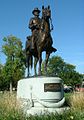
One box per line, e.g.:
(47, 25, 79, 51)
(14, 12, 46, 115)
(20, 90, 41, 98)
(28, 8, 41, 50)
(26, 6, 57, 76)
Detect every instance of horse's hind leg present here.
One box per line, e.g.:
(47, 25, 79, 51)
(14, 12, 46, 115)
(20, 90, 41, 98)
(26, 55, 30, 77)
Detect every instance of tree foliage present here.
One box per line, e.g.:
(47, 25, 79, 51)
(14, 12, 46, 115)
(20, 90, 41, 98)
(42, 56, 83, 86)
(1, 35, 25, 91)
(0, 64, 5, 90)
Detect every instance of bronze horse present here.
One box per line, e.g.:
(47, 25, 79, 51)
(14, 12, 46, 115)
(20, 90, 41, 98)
(25, 6, 57, 76)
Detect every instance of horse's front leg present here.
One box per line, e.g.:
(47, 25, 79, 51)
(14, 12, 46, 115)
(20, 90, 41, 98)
(44, 52, 50, 75)
(34, 57, 38, 76)
(38, 52, 42, 76)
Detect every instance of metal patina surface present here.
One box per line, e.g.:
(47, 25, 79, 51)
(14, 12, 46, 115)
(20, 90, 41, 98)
(25, 6, 57, 76)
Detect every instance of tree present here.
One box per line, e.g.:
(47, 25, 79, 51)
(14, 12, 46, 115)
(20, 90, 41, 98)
(2, 35, 25, 92)
(42, 56, 83, 86)
(0, 64, 5, 90)
(42, 56, 66, 76)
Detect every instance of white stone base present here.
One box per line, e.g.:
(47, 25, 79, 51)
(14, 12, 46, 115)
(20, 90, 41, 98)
(26, 107, 70, 115)
(17, 76, 66, 115)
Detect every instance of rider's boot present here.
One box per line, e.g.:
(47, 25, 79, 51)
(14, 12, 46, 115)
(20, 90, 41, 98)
(31, 37, 34, 50)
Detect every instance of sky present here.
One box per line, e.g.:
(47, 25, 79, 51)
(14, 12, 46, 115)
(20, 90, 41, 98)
(0, 0, 84, 74)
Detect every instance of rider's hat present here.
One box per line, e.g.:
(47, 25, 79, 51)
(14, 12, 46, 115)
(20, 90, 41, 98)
(32, 8, 40, 15)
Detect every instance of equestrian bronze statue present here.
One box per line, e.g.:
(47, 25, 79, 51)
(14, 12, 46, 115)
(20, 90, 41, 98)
(25, 6, 57, 77)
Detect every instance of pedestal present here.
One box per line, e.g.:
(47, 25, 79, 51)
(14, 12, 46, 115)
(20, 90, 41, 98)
(17, 76, 66, 115)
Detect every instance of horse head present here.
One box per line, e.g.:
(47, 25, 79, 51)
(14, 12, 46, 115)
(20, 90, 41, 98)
(42, 6, 51, 20)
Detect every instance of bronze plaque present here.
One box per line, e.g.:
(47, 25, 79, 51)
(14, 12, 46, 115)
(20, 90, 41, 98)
(44, 83, 61, 92)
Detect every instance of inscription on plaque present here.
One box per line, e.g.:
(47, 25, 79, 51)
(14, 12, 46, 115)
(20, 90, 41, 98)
(44, 83, 61, 92)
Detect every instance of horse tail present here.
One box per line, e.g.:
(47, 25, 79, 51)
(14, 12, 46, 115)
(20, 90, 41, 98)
(51, 47, 57, 53)
(26, 52, 33, 77)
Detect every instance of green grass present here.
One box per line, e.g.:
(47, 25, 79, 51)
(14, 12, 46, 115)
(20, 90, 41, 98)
(0, 92, 26, 120)
(0, 92, 84, 120)
(64, 93, 72, 107)
(26, 111, 84, 120)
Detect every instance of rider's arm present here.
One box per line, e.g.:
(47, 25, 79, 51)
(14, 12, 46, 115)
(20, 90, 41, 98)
(29, 18, 34, 29)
